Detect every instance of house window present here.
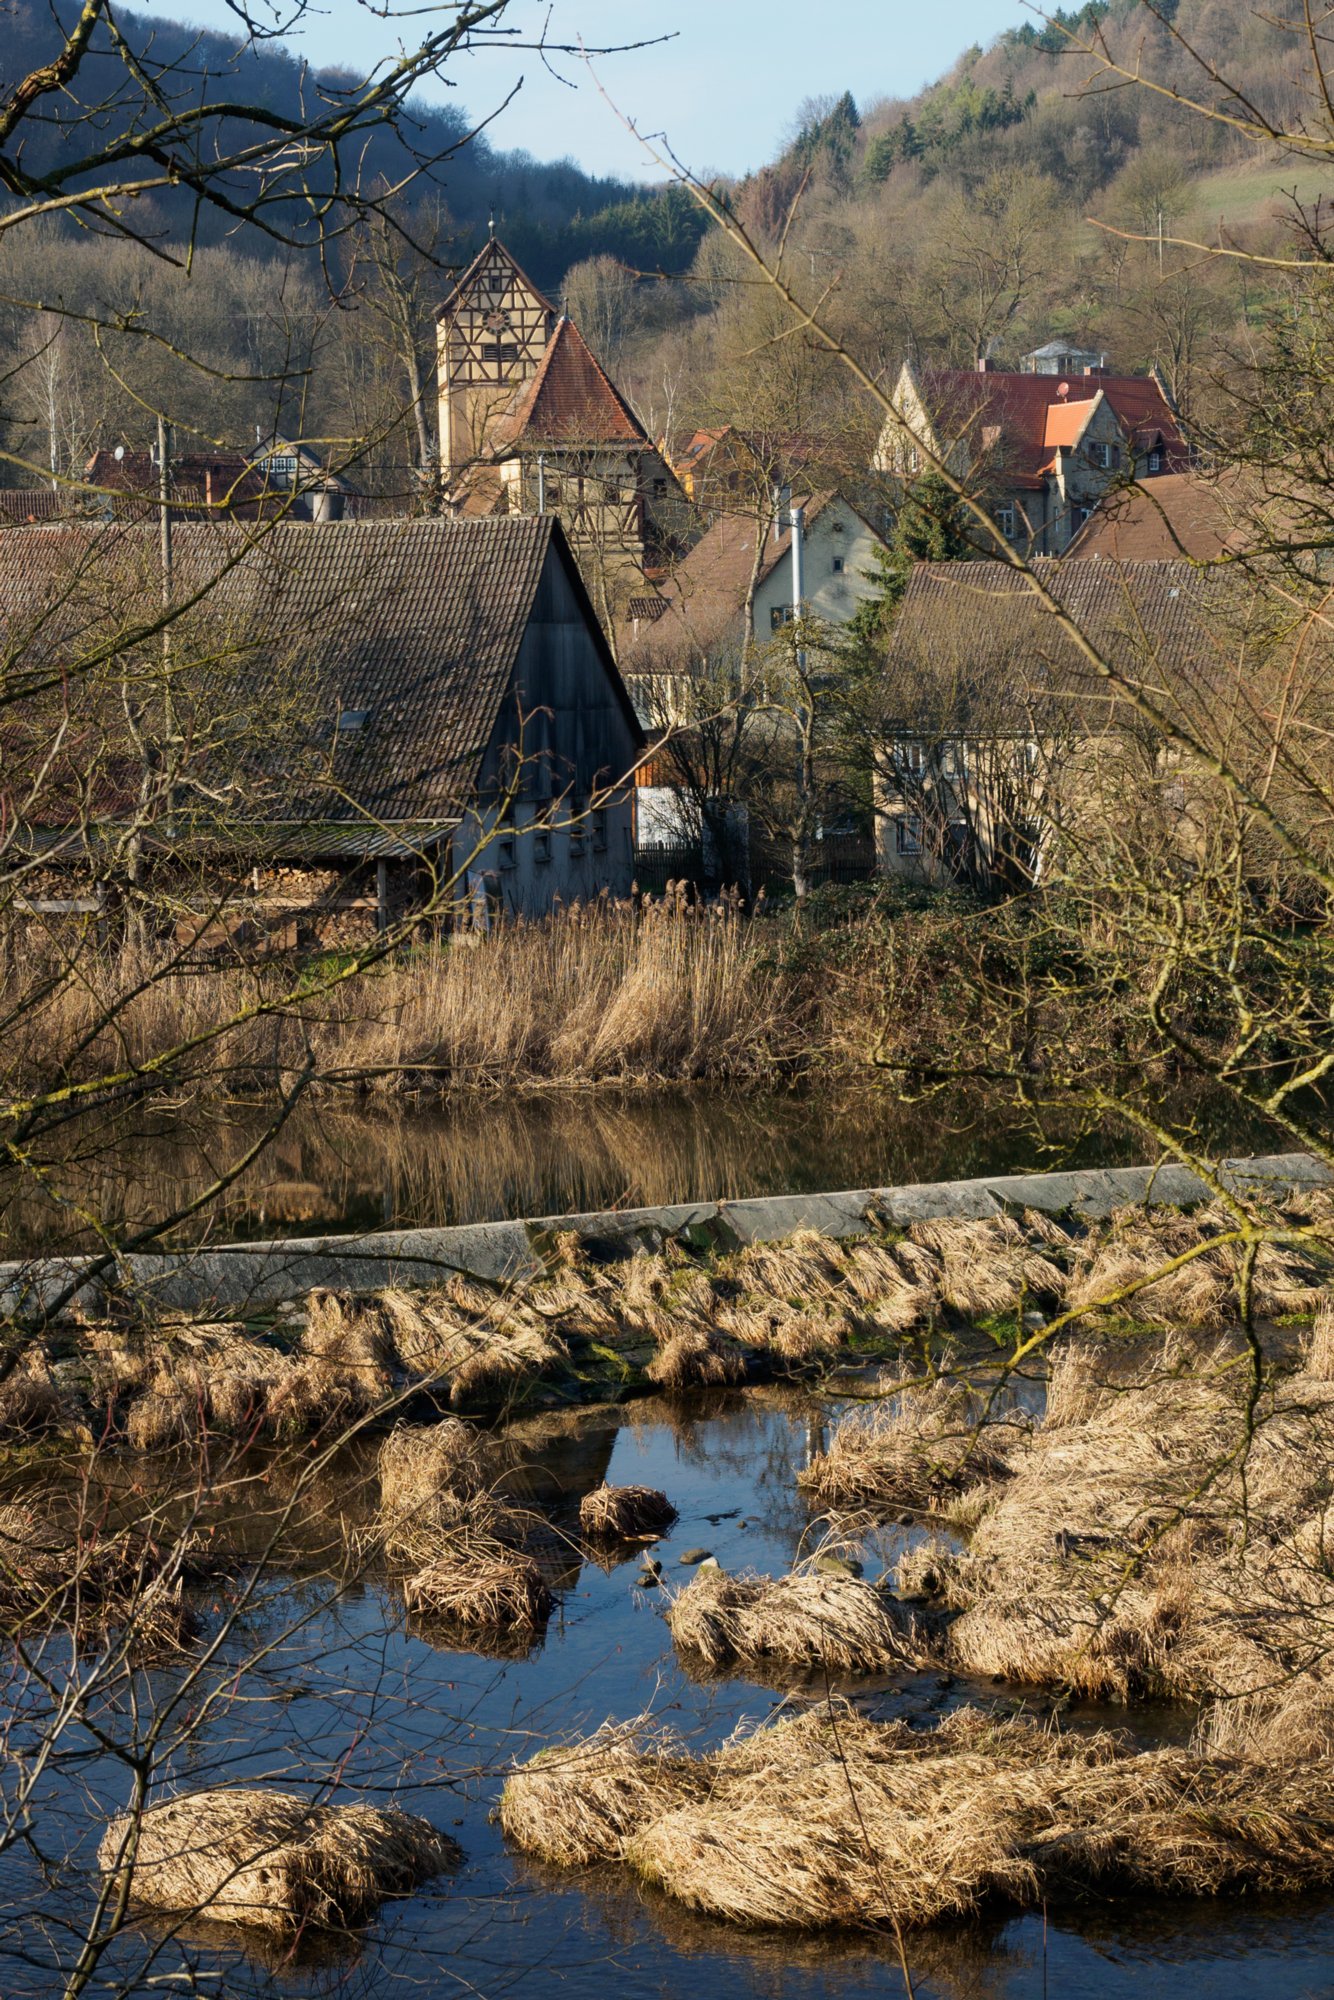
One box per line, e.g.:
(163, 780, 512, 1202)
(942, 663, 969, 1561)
(893, 741, 926, 777)
(1072, 505, 1092, 531)
(895, 815, 924, 857)
(653, 478, 667, 497)
(1087, 441, 1114, 469)
(534, 830, 552, 865)
(1147, 449, 1163, 473)
(497, 829, 516, 870)
(592, 808, 608, 853)
(771, 604, 796, 631)
(832, 555, 845, 574)
(995, 505, 1017, 540)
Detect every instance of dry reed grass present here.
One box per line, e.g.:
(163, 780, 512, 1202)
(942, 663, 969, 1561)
(1065, 1198, 1332, 1328)
(98, 1788, 458, 1933)
(906, 1214, 1069, 1318)
(874, 1329, 1334, 1707)
(401, 1541, 553, 1633)
(498, 1718, 707, 1866)
(19, 902, 793, 1096)
(579, 1483, 676, 1542)
(667, 1564, 925, 1676)
(799, 1372, 1031, 1512)
(646, 1329, 747, 1391)
(376, 1418, 487, 1518)
(504, 1701, 1334, 1932)
(0, 1501, 194, 1650)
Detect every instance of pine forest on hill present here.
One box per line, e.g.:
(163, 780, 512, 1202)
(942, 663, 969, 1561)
(0, 0, 1327, 495)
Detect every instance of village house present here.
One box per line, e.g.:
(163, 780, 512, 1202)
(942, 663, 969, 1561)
(619, 490, 890, 707)
(874, 557, 1247, 894)
(873, 355, 1191, 556)
(618, 492, 890, 886)
(0, 439, 358, 526)
(0, 515, 643, 941)
(436, 235, 689, 635)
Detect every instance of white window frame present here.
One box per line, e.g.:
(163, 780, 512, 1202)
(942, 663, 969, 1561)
(895, 815, 924, 857)
(995, 504, 1017, 540)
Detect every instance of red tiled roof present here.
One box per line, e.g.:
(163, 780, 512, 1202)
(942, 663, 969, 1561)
(0, 489, 90, 523)
(84, 448, 276, 515)
(918, 368, 1190, 471)
(489, 318, 649, 452)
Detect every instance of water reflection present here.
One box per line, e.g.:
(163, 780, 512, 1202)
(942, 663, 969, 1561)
(5, 1393, 1334, 1999)
(1, 1082, 1283, 1257)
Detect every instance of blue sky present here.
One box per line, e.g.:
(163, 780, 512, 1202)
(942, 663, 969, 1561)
(153, 0, 1032, 179)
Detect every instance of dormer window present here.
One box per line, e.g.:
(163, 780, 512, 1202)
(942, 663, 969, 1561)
(1147, 448, 1163, 473)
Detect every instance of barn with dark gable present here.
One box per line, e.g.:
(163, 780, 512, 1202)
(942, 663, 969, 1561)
(0, 514, 644, 938)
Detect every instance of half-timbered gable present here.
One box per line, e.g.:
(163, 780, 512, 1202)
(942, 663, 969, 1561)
(436, 237, 556, 480)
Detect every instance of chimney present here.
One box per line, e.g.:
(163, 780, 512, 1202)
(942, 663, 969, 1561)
(976, 356, 998, 373)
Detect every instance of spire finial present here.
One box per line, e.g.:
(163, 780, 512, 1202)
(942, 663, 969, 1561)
(488, 212, 495, 239)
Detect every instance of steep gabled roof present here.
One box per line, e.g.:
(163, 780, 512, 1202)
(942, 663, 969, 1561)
(488, 317, 649, 452)
(436, 235, 556, 323)
(880, 557, 1244, 740)
(0, 517, 620, 824)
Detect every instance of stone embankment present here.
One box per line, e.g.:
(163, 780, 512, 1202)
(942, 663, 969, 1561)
(2, 1152, 1325, 1319)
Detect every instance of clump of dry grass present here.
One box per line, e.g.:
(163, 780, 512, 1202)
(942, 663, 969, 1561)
(667, 1564, 925, 1676)
(402, 1541, 553, 1634)
(0, 1501, 194, 1651)
(124, 1325, 300, 1451)
(0, 1343, 83, 1438)
(907, 1329, 1334, 1705)
(376, 1419, 487, 1518)
(498, 1717, 707, 1866)
(1065, 1199, 1331, 1329)
(98, 1788, 458, 1933)
(799, 1372, 1030, 1513)
(906, 1214, 1070, 1318)
(579, 1483, 676, 1542)
(647, 1328, 747, 1392)
(504, 1701, 1334, 1932)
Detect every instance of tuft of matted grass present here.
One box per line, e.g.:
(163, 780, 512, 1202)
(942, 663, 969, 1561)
(503, 1701, 1334, 1932)
(0, 1501, 195, 1652)
(878, 1329, 1334, 1707)
(907, 1213, 1069, 1318)
(377, 1418, 488, 1519)
(667, 1563, 925, 1676)
(402, 1541, 553, 1633)
(799, 1371, 1031, 1512)
(646, 1328, 747, 1392)
(1065, 1198, 1331, 1328)
(498, 1717, 708, 1867)
(98, 1787, 458, 1933)
(579, 1482, 676, 1542)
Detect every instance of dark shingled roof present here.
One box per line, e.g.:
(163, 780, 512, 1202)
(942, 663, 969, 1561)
(881, 558, 1248, 739)
(1066, 468, 1265, 562)
(0, 516, 624, 824)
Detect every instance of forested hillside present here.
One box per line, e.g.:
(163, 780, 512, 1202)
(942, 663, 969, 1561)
(0, 0, 1324, 492)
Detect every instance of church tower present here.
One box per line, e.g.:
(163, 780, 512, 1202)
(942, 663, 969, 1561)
(435, 236, 555, 482)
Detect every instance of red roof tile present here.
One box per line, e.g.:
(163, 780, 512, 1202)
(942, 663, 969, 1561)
(490, 318, 648, 452)
(918, 368, 1190, 470)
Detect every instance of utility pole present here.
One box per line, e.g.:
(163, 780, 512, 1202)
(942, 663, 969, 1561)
(157, 414, 178, 836)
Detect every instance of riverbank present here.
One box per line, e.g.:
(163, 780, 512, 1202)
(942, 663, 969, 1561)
(4, 1155, 1329, 1451)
